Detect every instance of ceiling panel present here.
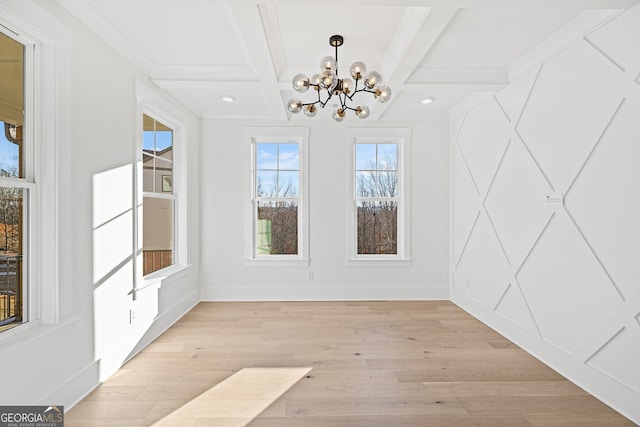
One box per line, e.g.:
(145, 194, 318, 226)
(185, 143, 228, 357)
(276, 5, 406, 71)
(57, 0, 638, 121)
(420, 8, 586, 69)
(87, 0, 248, 66)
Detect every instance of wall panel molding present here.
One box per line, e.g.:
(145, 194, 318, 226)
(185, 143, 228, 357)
(450, 4, 640, 423)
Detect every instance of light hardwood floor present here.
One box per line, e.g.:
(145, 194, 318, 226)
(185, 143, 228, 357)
(66, 301, 635, 426)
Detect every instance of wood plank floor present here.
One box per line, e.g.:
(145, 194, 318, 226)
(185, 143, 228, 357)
(66, 301, 635, 426)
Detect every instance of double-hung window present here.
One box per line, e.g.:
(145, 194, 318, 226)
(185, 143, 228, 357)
(141, 114, 175, 276)
(0, 3, 66, 335)
(136, 80, 189, 288)
(246, 127, 309, 266)
(0, 31, 27, 330)
(347, 128, 411, 265)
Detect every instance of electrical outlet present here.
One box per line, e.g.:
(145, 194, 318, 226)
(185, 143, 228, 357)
(307, 271, 314, 280)
(129, 308, 136, 324)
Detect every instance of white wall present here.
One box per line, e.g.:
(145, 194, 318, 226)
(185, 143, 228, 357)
(200, 119, 450, 301)
(450, 6, 640, 423)
(0, 0, 200, 409)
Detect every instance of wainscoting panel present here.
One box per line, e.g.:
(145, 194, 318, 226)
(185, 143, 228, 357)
(451, 5, 640, 423)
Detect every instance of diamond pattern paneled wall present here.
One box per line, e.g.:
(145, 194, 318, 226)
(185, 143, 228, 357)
(451, 5, 640, 423)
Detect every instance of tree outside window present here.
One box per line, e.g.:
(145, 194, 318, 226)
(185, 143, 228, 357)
(254, 143, 300, 256)
(355, 143, 398, 255)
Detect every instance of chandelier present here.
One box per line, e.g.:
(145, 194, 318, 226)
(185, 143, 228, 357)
(286, 35, 391, 121)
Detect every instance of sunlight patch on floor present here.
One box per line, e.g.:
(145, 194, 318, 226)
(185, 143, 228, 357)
(152, 367, 312, 427)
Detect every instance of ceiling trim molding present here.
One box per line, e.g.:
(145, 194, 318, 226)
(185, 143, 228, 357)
(507, 8, 624, 81)
(379, 7, 432, 82)
(370, 7, 459, 121)
(54, 0, 152, 75)
(227, 3, 288, 120)
(257, 4, 286, 81)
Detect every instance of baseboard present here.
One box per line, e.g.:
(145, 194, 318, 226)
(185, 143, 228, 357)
(40, 360, 100, 411)
(451, 291, 640, 425)
(62, 288, 200, 412)
(201, 284, 450, 301)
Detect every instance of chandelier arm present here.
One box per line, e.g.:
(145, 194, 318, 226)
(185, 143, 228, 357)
(317, 90, 332, 108)
(342, 105, 360, 112)
(352, 88, 376, 95)
(339, 92, 348, 110)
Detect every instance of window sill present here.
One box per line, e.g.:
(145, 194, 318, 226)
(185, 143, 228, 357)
(346, 258, 412, 267)
(141, 264, 193, 289)
(244, 258, 310, 268)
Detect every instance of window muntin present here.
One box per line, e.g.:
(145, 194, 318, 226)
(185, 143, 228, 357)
(0, 30, 29, 331)
(142, 114, 173, 194)
(142, 114, 174, 275)
(254, 142, 300, 256)
(355, 143, 399, 255)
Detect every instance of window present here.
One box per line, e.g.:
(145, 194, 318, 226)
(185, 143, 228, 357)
(135, 80, 189, 290)
(347, 129, 411, 265)
(255, 143, 299, 255)
(0, 3, 66, 335)
(0, 30, 27, 331)
(142, 114, 174, 275)
(245, 127, 309, 265)
(355, 143, 398, 254)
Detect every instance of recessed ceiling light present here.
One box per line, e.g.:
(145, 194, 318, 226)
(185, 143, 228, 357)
(421, 97, 434, 104)
(221, 96, 235, 103)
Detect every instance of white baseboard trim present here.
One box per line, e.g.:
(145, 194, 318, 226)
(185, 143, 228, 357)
(40, 361, 100, 411)
(201, 284, 450, 301)
(61, 288, 200, 412)
(451, 289, 640, 425)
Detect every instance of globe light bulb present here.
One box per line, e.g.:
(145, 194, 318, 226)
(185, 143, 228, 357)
(341, 78, 354, 95)
(287, 99, 302, 113)
(364, 71, 382, 90)
(355, 105, 370, 119)
(320, 56, 337, 72)
(320, 70, 335, 89)
(310, 74, 321, 91)
(292, 73, 310, 93)
(303, 104, 317, 117)
(350, 61, 366, 80)
(374, 85, 391, 103)
(332, 108, 346, 122)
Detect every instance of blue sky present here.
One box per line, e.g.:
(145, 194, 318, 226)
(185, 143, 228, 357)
(356, 143, 397, 171)
(256, 143, 299, 197)
(256, 143, 299, 171)
(0, 121, 19, 175)
(143, 130, 173, 151)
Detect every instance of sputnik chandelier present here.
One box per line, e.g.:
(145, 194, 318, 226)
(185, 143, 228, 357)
(286, 35, 391, 121)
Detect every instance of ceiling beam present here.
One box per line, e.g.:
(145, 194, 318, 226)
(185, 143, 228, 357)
(226, 3, 289, 120)
(54, 0, 152, 75)
(369, 7, 458, 120)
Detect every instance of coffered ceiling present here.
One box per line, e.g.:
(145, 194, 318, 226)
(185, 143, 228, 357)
(55, 0, 639, 121)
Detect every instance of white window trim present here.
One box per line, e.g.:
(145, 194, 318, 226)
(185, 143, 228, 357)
(346, 128, 412, 267)
(0, 1, 71, 341)
(244, 127, 309, 267)
(135, 80, 190, 291)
